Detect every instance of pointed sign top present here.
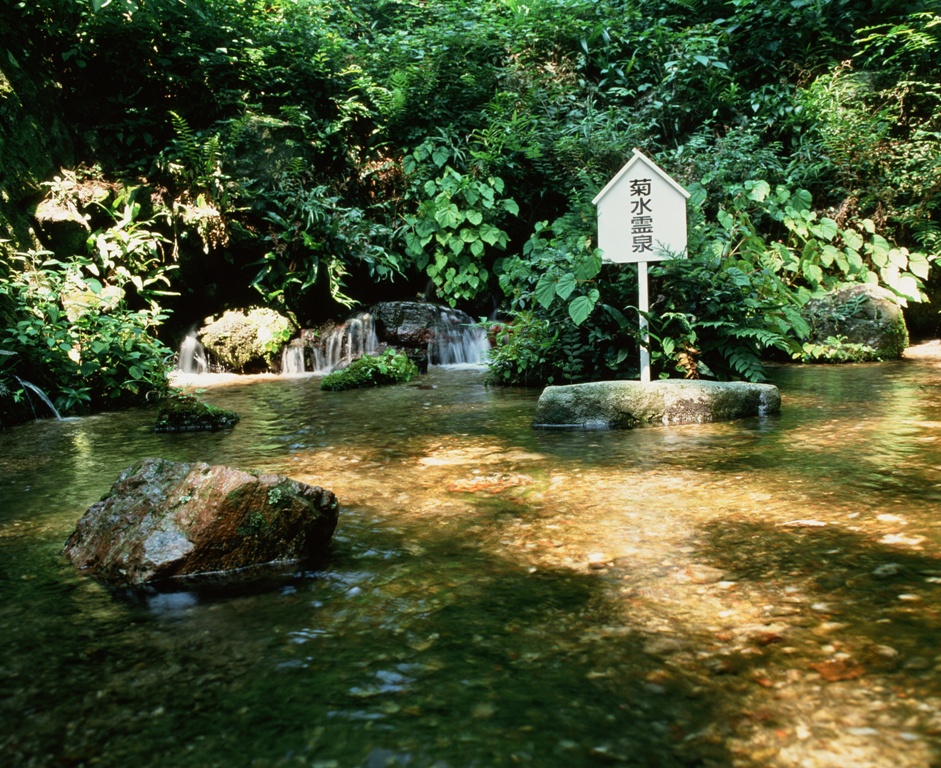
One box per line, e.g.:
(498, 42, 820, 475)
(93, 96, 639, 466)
(592, 148, 690, 206)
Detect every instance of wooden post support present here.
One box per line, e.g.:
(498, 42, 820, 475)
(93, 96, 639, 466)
(638, 261, 650, 383)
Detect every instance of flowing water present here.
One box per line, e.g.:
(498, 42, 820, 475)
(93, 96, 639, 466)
(4, 349, 941, 768)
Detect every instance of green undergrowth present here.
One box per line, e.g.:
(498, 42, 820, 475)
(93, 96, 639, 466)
(800, 336, 885, 364)
(320, 349, 418, 391)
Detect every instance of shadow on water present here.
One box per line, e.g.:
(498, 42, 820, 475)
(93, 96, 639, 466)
(5, 358, 941, 766)
(696, 519, 941, 682)
(2, 509, 734, 768)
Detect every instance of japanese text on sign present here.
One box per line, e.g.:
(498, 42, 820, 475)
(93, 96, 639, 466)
(629, 178, 653, 254)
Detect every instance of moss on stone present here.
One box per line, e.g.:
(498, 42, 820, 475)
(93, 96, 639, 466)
(154, 390, 240, 432)
(199, 308, 293, 373)
(320, 349, 418, 391)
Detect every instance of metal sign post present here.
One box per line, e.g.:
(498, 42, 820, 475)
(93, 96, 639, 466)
(592, 149, 690, 383)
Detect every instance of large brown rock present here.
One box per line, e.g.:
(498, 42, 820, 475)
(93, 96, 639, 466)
(63, 458, 339, 586)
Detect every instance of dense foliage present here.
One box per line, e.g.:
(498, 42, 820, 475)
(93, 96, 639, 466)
(0, 0, 939, 407)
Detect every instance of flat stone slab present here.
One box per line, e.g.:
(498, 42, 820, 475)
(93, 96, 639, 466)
(532, 380, 781, 429)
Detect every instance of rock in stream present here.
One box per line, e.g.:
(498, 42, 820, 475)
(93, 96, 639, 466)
(63, 458, 339, 587)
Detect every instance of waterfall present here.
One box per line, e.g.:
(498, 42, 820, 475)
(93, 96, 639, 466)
(312, 313, 379, 374)
(428, 308, 490, 366)
(15, 377, 63, 420)
(281, 343, 308, 375)
(276, 305, 489, 376)
(176, 330, 208, 374)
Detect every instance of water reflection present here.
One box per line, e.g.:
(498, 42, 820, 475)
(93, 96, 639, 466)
(3, 353, 941, 766)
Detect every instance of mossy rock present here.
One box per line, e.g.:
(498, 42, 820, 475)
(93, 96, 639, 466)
(199, 307, 293, 373)
(802, 284, 909, 362)
(154, 390, 239, 432)
(532, 380, 781, 429)
(320, 349, 418, 391)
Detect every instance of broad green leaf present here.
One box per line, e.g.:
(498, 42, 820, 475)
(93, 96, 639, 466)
(717, 208, 734, 231)
(846, 247, 863, 271)
(892, 274, 921, 302)
(471, 240, 485, 257)
(888, 248, 909, 269)
(908, 251, 931, 279)
(862, 218, 876, 233)
(555, 273, 577, 300)
(448, 236, 464, 255)
(435, 203, 463, 229)
(820, 244, 840, 268)
(809, 217, 838, 241)
(842, 228, 863, 251)
(790, 188, 812, 212)
(466, 210, 483, 226)
(460, 228, 478, 243)
(432, 147, 449, 167)
(478, 222, 503, 246)
(575, 251, 603, 281)
(747, 180, 770, 202)
(534, 275, 557, 309)
(802, 263, 823, 284)
(568, 290, 599, 326)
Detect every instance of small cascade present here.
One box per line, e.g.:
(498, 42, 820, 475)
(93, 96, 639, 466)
(15, 377, 63, 420)
(314, 313, 379, 374)
(281, 343, 308, 375)
(276, 304, 489, 376)
(428, 308, 490, 366)
(176, 330, 209, 374)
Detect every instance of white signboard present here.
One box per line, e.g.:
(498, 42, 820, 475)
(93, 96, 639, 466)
(592, 148, 690, 263)
(593, 149, 691, 382)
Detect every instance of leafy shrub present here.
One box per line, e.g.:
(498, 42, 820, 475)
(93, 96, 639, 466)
(800, 336, 884, 364)
(485, 215, 642, 386)
(0, 182, 178, 416)
(320, 349, 418, 391)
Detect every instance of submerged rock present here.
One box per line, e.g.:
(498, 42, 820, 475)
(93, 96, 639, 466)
(63, 458, 339, 586)
(154, 390, 239, 432)
(532, 379, 781, 429)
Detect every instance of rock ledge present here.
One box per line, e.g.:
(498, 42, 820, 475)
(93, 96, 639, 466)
(532, 379, 781, 429)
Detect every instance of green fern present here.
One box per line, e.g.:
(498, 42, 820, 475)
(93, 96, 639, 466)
(168, 111, 201, 175)
(723, 346, 766, 382)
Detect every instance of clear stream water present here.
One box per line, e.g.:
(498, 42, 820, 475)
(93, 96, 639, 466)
(3, 352, 941, 768)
